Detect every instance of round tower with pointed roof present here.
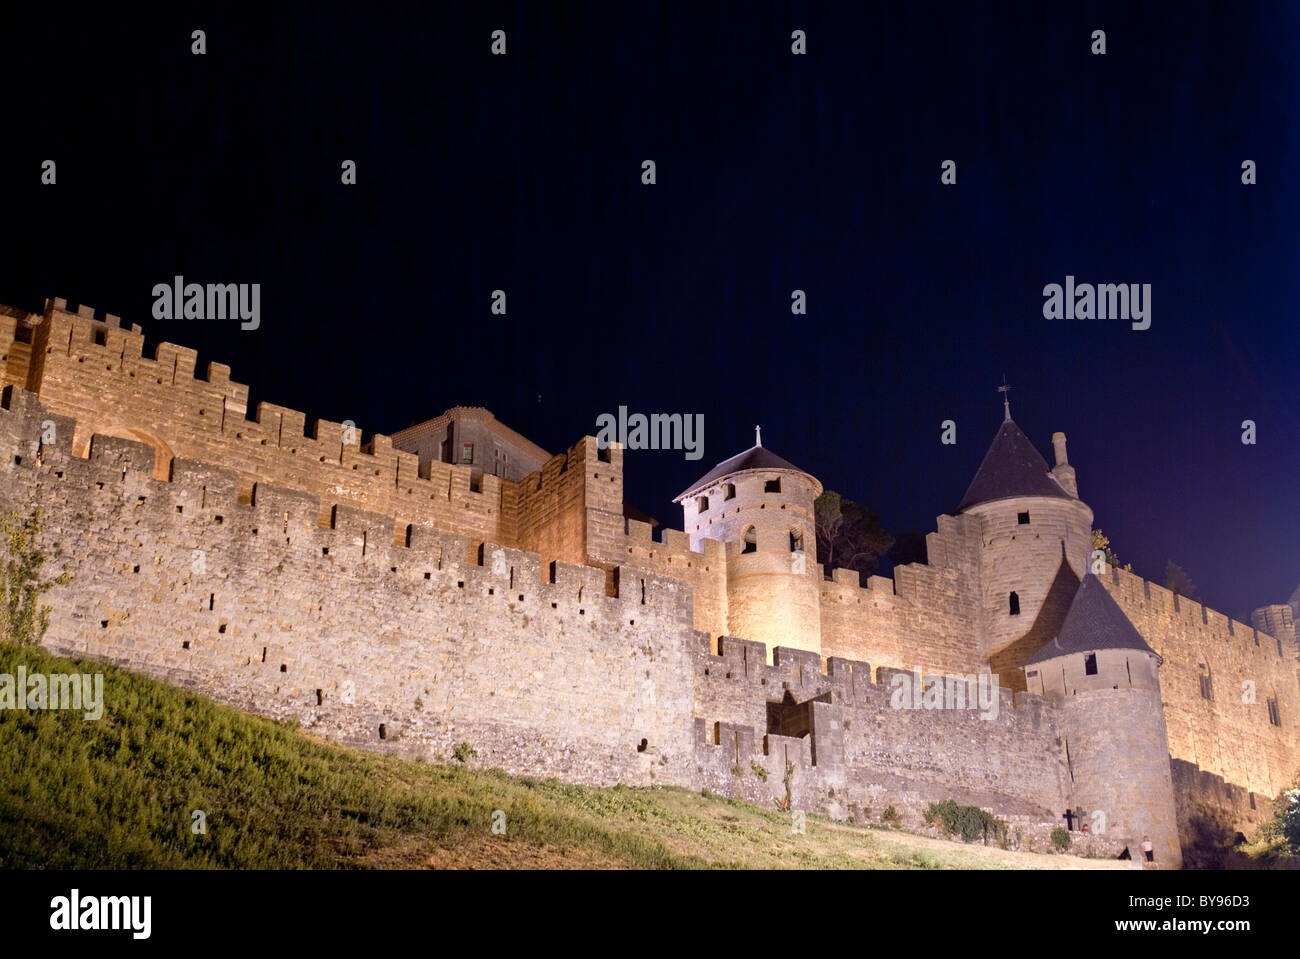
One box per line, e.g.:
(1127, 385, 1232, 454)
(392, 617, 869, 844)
(675, 427, 823, 659)
(1023, 575, 1182, 868)
(958, 396, 1094, 686)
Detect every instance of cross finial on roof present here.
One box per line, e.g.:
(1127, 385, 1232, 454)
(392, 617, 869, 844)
(997, 375, 1012, 422)
(755, 425, 762, 448)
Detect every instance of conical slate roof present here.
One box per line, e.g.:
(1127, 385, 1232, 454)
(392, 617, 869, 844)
(957, 419, 1073, 512)
(675, 444, 819, 501)
(1022, 574, 1158, 666)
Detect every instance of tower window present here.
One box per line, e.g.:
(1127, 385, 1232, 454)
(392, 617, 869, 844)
(1017, 511, 1030, 525)
(790, 529, 804, 552)
(461, 443, 474, 465)
(742, 527, 757, 554)
(1008, 591, 1020, 616)
(1084, 653, 1098, 676)
(723, 483, 735, 500)
(1268, 698, 1281, 727)
(1198, 665, 1213, 701)
(696, 495, 709, 513)
(765, 479, 781, 494)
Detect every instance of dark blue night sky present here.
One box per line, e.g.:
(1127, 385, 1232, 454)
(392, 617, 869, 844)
(4, 2, 1298, 620)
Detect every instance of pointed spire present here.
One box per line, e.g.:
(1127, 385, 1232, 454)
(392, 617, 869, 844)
(998, 375, 1012, 422)
(755, 425, 762, 448)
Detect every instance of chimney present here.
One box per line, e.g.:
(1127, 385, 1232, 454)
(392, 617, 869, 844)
(1052, 432, 1069, 467)
(1051, 432, 1078, 497)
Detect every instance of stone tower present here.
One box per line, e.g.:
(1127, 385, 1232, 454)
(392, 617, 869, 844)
(958, 407, 1094, 686)
(1023, 575, 1183, 868)
(675, 428, 823, 659)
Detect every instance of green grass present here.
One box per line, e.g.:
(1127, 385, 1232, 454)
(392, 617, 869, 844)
(0, 641, 1125, 869)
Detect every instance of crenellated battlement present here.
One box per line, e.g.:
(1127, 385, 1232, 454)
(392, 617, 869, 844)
(1, 296, 1295, 861)
(0, 302, 627, 565)
(1104, 563, 1294, 660)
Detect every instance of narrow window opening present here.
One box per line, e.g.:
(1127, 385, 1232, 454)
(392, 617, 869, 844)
(1017, 511, 1030, 525)
(1009, 591, 1020, 616)
(696, 495, 709, 513)
(1084, 653, 1098, 676)
(742, 527, 757, 554)
(764, 479, 781, 494)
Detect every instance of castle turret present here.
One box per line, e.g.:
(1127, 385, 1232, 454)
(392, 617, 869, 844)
(958, 407, 1093, 686)
(1023, 575, 1182, 868)
(675, 428, 822, 659)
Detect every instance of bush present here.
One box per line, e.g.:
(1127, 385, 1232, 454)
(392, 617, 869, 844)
(452, 742, 477, 764)
(881, 804, 902, 828)
(923, 799, 1008, 845)
(1051, 826, 1071, 852)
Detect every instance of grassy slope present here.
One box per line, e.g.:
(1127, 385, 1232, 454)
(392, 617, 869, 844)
(0, 642, 1125, 869)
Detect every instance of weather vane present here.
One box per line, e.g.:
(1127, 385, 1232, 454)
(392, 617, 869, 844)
(998, 375, 1012, 422)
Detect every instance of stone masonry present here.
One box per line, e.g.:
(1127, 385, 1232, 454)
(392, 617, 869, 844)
(1, 296, 1297, 867)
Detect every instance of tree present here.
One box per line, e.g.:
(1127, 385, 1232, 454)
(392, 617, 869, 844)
(1252, 776, 1300, 858)
(889, 531, 928, 568)
(814, 491, 894, 578)
(1091, 529, 1131, 571)
(0, 507, 71, 646)
(1163, 560, 1199, 601)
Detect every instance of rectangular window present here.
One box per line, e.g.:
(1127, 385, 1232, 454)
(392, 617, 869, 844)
(461, 443, 473, 465)
(1017, 511, 1030, 525)
(1268, 698, 1281, 727)
(765, 479, 781, 494)
(1084, 653, 1098, 676)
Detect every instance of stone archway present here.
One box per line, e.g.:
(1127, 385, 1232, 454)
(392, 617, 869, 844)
(73, 422, 175, 481)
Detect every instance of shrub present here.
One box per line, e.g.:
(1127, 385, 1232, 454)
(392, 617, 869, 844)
(881, 804, 902, 828)
(452, 742, 477, 764)
(1051, 826, 1071, 852)
(924, 799, 1008, 845)
(750, 761, 768, 782)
